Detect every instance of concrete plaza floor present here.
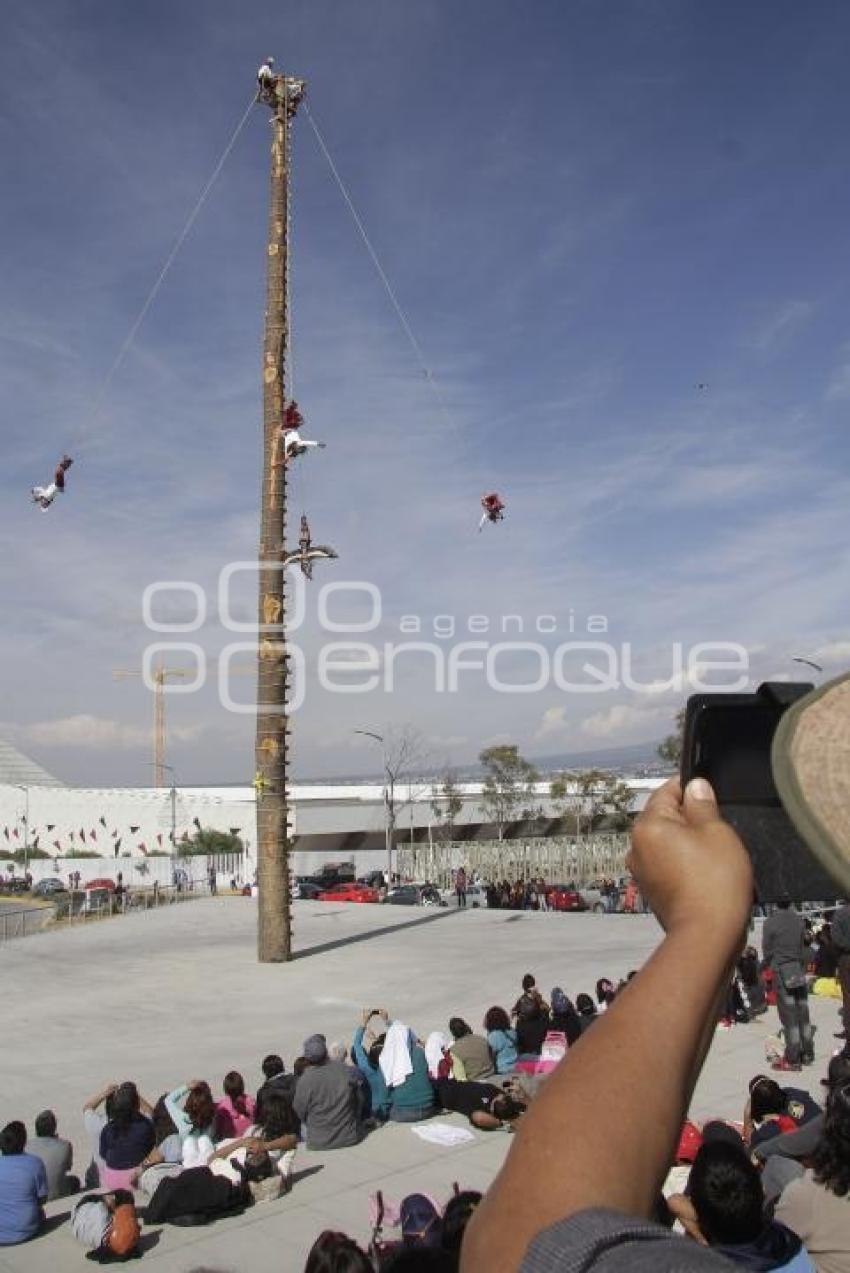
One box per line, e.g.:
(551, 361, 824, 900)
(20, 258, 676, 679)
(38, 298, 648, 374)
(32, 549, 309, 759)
(0, 899, 842, 1272)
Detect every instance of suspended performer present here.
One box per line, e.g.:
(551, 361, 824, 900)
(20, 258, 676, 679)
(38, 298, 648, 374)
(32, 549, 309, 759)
(479, 492, 505, 531)
(31, 455, 73, 511)
(278, 401, 326, 464)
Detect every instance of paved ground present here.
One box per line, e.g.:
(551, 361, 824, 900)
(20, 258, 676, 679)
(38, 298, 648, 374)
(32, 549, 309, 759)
(0, 899, 842, 1272)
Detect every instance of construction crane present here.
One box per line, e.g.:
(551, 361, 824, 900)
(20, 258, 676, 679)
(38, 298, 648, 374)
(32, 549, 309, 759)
(113, 660, 187, 787)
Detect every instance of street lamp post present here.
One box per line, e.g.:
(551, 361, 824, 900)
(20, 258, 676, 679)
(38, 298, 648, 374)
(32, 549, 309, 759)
(353, 730, 393, 884)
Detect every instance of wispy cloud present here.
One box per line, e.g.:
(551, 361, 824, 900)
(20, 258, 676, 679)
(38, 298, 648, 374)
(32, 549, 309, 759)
(750, 300, 814, 354)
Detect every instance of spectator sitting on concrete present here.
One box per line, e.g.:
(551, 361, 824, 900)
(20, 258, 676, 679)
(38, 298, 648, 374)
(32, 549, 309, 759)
(352, 1011, 391, 1121)
(512, 973, 548, 1020)
(378, 1021, 437, 1123)
(27, 1109, 79, 1200)
(214, 1071, 256, 1140)
(433, 1079, 526, 1131)
(293, 1035, 363, 1150)
(256, 1053, 298, 1120)
(515, 997, 551, 1059)
(304, 1229, 373, 1273)
(549, 988, 583, 1046)
(744, 1076, 821, 1153)
(574, 993, 598, 1032)
(684, 1139, 815, 1270)
(448, 1018, 495, 1081)
(0, 1121, 48, 1247)
(81, 1084, 117, 1189)
(164, 1080, 217, 1168)
(208, 1086, 299, 1190)
(328, 1040, 372, 1120)
(98, 1082, 156, 1190)
(484, 1006, 518, 1075)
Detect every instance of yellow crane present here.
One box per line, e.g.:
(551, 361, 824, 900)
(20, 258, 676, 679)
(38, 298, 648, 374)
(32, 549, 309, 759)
(113, 661, 187, 787)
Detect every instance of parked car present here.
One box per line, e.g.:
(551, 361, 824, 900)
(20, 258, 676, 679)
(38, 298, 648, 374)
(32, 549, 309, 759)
(31, 877, 68, 897)
(293, 877, 323, 900)
(546, 884, 588, 912)
(0, 877, 31, 895)
(317, 882, 379, 904)
(85, 877, 116, 892)
(439, 883, 489, 908)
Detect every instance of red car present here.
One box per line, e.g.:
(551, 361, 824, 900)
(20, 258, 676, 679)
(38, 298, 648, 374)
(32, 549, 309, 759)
(546, 885, 587, 913)
(85, 877, 116, 892)
(317, 882, 379, 904)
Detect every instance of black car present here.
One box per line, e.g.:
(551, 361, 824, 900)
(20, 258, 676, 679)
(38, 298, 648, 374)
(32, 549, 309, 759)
(294, 877, 323, 900)
(1, 877, 31, 895)
(384, 884, 421, 906)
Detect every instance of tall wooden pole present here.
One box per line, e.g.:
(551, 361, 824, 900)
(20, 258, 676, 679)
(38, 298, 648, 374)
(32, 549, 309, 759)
(256, 70, 304, 962)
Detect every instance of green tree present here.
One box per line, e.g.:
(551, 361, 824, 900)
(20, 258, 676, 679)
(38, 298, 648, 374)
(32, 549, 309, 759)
(178, 828, 244, 857)
(550, 769, 634, 836)
(479, 745, 541, 840)
(657, 707, 686, 767)
(430, 769, 464, 841)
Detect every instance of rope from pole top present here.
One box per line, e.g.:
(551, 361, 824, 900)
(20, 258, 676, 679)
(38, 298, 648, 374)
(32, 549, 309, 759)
(75, 91, 259, 452)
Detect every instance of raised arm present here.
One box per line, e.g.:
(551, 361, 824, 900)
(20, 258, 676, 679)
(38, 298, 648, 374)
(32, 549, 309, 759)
(82, 1084, 116, 1113)
(462, 778, 753, 1272)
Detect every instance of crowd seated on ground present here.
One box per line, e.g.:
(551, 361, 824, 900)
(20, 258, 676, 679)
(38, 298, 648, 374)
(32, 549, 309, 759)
(5, 769, 850, 1270)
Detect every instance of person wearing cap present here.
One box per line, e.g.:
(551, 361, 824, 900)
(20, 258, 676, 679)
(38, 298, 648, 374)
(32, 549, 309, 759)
(762, 900, 814, 1071)
(292, 1034, 363, 1151)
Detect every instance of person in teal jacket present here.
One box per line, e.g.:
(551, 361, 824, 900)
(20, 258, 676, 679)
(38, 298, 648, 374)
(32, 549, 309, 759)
(352, 1011, 391, 1122)
(379, 1019, 437, 1123)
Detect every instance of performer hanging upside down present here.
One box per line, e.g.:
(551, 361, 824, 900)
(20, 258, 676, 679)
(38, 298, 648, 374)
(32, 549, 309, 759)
(282, 514, 338, 581)
(478, 492, 505, 531)
(277, 401, 326, 464)
(31, 455, 73, 511)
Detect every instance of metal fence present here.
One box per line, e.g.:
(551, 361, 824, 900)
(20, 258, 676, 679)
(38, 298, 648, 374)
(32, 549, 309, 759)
(0, 906, 52, 943)
(396, 834, 630, 889)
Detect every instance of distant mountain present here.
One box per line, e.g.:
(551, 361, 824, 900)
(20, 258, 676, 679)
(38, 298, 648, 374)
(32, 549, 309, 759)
(532, 739, 669, 774)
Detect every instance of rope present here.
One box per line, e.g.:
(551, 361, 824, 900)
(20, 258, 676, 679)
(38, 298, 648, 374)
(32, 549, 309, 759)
(303, 103, 457, 433)
(75, 91, 258, 450)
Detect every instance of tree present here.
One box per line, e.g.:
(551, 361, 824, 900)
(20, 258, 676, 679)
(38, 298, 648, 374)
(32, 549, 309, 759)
(657, 707, 686, 767)
(479, 745, 541, 840)
(178, 828, 245, 858)
(551, 769, 634, 837)
(430, 768, 464, 841)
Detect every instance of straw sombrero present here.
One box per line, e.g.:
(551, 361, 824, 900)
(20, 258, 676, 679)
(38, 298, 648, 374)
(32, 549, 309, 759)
(771, 672, 850, 896)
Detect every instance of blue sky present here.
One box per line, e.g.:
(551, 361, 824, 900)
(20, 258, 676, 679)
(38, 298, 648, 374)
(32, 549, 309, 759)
(1, 0, 849, 785)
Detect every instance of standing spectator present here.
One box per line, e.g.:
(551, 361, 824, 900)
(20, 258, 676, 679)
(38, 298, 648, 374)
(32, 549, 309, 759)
(763, 901, 815, 1070)
(0, 1121, 47, 1247)
(207, 865, 217, 896)
(27, 1110, 79, 1200)
(455, 865, 467, 909)
(292, 1035, 362, 1149)
(448, 1018, 495, 1081)
(830, 901, 850, 1039)
(537, 877, 548, 912)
